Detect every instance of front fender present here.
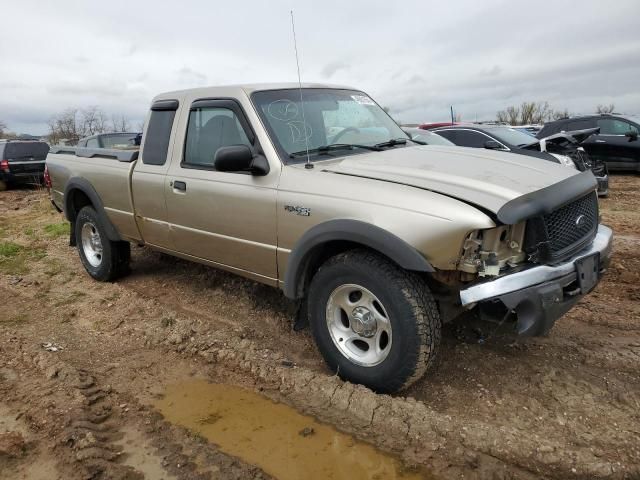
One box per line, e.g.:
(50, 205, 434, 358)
(282, 219, 434, 299)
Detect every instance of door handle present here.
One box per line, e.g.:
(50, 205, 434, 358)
(172, 180, 186, 191)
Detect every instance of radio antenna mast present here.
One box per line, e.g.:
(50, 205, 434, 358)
(290, 10, 312, 169)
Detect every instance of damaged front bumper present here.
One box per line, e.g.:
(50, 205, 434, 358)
(459, 225, 613, 336)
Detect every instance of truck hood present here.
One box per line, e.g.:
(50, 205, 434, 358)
(320, 145, 577, 214)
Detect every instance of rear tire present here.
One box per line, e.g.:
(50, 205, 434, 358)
(308, 249, 441, 393)
(75, 206, 130, 281)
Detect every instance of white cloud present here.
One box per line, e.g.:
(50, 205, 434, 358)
(0, 0, 639, 134)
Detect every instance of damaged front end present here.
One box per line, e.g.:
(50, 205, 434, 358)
(453, 172, 613, 336)
(458, 223, 527, 278)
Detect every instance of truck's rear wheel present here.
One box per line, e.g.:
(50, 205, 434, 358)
(308, 250, 441, 393)
(75, 206, 130, 281)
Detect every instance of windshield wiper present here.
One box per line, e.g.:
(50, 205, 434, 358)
(289, 143, 381, 158)
(374, 138, 408, 149)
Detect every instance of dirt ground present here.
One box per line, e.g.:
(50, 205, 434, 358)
(0, 175, 639, 480)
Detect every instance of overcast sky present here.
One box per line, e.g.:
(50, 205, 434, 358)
(1, 0, 639, 135)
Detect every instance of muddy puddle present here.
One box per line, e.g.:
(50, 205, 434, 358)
(156, 381, 431, 480)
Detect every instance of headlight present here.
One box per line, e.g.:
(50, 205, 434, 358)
(550, 153, 577, 169)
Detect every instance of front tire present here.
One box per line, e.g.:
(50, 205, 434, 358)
(308, 250, 441, 393)
(75, 206, 130, 281)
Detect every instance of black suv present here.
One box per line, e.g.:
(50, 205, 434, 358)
(0, 140, 50, 191)
(537, 115, 640, 172)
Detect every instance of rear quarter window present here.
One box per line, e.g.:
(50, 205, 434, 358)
(142, 102, 178, 166)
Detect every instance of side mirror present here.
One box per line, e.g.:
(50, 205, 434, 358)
(484, 140, 503, 150)
(624, 131, 638, 141)
(214, 145, 269, 175)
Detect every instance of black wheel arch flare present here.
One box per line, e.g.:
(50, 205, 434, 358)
(63, 177, 122, 243)
(282, 219, 434, 299)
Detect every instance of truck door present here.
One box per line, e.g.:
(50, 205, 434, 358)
(131, 99, 180, 249)
(165, 99, 279, 281)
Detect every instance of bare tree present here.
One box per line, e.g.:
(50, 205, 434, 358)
(48, 109, 81, 145)
(497, 101, 553, 125)
(530, 101, 551, 124)
(552, 108, 570, 120)
(80, 106, 109, 136)
(596, 103, 615, 114)
(111, 114, 131, 133)
(505, 106, 521, 125)
(0, 120, 6, 137)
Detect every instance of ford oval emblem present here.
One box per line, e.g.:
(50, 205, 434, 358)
(575, 214, 586, 227)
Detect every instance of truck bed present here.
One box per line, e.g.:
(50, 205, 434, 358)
(47, 147, 141, 242)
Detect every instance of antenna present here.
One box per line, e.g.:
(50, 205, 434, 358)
(290, 10, 312, 169)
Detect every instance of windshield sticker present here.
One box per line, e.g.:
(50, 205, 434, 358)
(351, 95, 375, 106)
(287, 121, 313, 143)
(266, 99, 312, 143)
(267, 99, 299, 121)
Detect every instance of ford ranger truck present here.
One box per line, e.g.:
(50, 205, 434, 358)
(46, 84, 613, 393)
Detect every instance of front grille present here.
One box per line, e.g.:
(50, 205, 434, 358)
(524, 192, 598, 263)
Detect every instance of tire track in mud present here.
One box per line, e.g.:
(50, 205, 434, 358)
(118, 258, 639, 478)
(0, 334, 271, 480)
(2, 183, 640, 479)
(145, 320, 639, 479)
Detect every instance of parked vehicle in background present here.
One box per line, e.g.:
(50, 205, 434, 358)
(77, 132, 141, 149)
(538, 127, 609, 196)
(403, 128, 455, 146)
(510, 125, 542, 136)
(0, 139, 49, 191)
(424, 124, 608, 196)
(537, 114, 640, 172)
(424, 124, 576, 165)
(46, 83, 612, 393)
(418, 122, 457, 129)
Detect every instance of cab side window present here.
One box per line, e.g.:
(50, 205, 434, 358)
(184, 107, 251, 169)
(597, 118, 639, 135)
(86, 138, 99, 148)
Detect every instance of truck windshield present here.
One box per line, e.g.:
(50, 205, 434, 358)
(251, 88, 409, 163)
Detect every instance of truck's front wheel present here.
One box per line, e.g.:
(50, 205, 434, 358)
(75, 206, 130, 281)
(308, 250, 441, 393)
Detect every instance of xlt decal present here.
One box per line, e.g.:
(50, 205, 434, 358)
(284, 205, 311, 216)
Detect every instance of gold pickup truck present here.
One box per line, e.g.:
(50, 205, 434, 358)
(46, 83, 613, 392)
